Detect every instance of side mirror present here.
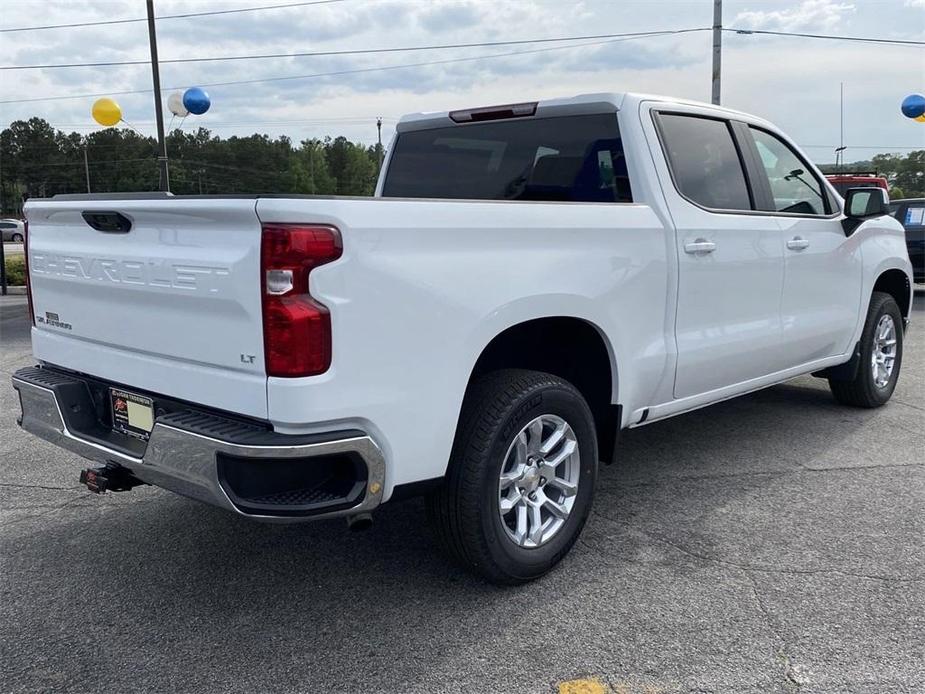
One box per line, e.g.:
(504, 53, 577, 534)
(842, 187, 889, 234)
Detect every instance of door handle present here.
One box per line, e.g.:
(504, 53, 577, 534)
(787, 236, 810, 251)
(683, 238, 716, 254)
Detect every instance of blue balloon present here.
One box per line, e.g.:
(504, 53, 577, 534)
(901, 93, 925, 119)
(182, 87, 211, 115)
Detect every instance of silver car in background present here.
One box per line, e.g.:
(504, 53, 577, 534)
(1, 219, 25, 243)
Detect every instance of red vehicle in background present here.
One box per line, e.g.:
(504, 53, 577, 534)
(826, 171, 890, 198)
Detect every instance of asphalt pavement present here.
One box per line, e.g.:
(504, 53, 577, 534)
(1, 293, 923, 693)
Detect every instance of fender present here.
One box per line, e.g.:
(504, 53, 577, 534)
(855, 263, 913, 341)
(462, 294, 622, 405)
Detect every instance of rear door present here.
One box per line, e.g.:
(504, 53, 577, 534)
(743, 126, 863, 365)
(650, 108, 787, 400)
(25, 197, 268, 418)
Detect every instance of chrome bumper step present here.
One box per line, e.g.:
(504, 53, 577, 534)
(11, 366, 386, 522)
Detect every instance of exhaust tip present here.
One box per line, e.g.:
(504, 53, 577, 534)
(346, 512, 373, 531)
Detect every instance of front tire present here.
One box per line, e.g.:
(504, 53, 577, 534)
(829, 291, 904, 408)
(11, 233, 23, 243)
(427, 369, 598, 585)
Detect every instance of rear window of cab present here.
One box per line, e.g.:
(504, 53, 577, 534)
(382, 114, 633, 203)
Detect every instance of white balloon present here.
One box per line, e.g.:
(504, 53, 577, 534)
(167, 92, 189, 117)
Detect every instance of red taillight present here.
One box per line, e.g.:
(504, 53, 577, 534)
(23, 220, 34, 325)
(260, 224, 342, 377)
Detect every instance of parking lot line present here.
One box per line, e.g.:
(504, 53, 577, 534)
(557, 678, 608, 694)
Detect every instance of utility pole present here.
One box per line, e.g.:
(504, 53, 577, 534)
(376, 118, 384, 171)
(711, 0, 722, 105)
(146, 0, 170, 192)
(83, 147, 91, 193)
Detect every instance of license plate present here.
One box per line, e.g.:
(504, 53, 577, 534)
(110, 388, 155, 440)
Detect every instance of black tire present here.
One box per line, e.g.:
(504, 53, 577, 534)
(829, 291, 904, 408)
(11, 233, 23, 243)
(427, 369, 598, 585)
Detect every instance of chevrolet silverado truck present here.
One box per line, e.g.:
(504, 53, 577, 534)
(12, 93, 913, 584)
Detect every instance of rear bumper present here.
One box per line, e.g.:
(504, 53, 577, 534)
(11, 366, 385, 522)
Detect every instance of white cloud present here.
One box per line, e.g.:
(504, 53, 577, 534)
(1, 0, 922, 161)
(733, 0, 855, 31)
(904, 0, 925, 8)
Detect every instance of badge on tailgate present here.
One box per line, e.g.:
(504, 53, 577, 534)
(110, 388, 155, 440)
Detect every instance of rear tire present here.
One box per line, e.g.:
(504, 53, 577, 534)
(11, 233, 23, 243)
(427, 369, 598, 585)
(829, 291, 903, 408)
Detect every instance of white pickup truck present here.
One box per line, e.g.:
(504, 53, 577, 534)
(13, 93, 913, 584)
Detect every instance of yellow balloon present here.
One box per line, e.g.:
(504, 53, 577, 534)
(91, 97, 122, 127)
(916, 114, 925, 123)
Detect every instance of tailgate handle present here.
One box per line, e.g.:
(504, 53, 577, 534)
(81, 211, 132, 233)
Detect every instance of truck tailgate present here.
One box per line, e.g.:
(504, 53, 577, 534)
(25, 198, 268, 418)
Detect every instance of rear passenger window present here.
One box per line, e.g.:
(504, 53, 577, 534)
(657, 114, 752, 211)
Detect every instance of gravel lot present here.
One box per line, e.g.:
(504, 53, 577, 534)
(1, 292, 922, 694)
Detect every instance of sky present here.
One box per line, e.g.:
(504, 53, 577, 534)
(0, 0, 923, 163)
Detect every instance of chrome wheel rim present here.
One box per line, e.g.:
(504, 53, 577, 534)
(498, 414, 580, 549)
(871, 314, 897, 389)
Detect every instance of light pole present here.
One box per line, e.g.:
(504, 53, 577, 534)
(376, 118, 383, 171)
(835, 146, 847, 173)
(835, 82, 847, 173)
(146, 0, 169, 192)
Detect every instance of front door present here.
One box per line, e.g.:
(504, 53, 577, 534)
(745, 126, 863, 365)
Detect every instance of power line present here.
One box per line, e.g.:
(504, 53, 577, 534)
(0, 28, 709, 70)
(800, 145, 924, 150)
(176, 159, 288, 175)
(726, 27, 925, 47)
(0, 0, 347, 34)
(12, 158, 158, 169)
(47, 116, 399, 128)
(3, 26, 919, 72)
(5, 124, 396, 150)
(13, 140, 913, 154)
(0, 34, 695, 105)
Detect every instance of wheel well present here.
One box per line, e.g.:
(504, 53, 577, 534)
(873, 269, 911, 320)
(469, 317, 620, 463)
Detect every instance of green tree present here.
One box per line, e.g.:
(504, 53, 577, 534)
(872, 151, 925, 198)
(326, 136, 378, 195)
(1, 118, 385, 208)
(1, 118, 71, 211)
(288, 138, 336, 194)
(84, 127, 158, 192)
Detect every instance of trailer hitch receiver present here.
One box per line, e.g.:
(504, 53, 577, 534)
(79, 464, 145, 494)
